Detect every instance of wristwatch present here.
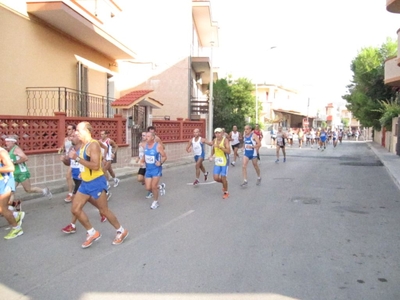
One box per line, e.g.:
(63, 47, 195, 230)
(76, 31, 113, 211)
(76, 157, 81, 162)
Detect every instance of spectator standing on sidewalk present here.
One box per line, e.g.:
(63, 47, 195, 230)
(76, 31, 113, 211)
(69, 122, 128, 248)
(5, 136, 52, 206)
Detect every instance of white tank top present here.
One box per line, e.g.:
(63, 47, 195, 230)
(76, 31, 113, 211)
(231, 131, 240, 145)
(64, 138, 73, 153)
(191, 137, 203, 156)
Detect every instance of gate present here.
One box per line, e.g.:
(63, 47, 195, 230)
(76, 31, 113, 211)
(131, 105, 147, 157)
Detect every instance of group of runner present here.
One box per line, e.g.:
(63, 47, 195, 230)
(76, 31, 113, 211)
(272, 127, 345, 151)
(185, 124, 264, 199)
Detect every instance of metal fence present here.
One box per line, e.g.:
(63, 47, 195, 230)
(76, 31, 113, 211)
(26, 87, 116, 118)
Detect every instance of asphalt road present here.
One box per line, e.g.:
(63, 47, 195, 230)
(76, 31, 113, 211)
(1, 141, 399, 300)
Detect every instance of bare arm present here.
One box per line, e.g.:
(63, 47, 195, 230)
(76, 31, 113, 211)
(253, 135, 261, 150)
(155, 136, 165, 149)
(109, 139, 118, 153)
(186, 139, 192, 153)
(224, 138, 231, 154)
(201, 138, 213, 146)
(0, 149, 14, 173)
(13, 147, 28, 164)
(156, 144, 167, 166)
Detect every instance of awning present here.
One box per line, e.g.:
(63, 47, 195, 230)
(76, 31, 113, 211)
(111, 90, 163, 109)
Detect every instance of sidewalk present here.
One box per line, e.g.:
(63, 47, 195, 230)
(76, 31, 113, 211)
(15, 158, 194, 202)
(367, 141, 400, 189)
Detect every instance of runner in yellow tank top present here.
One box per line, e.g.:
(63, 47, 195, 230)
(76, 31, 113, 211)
(68, 121, 128, 248)
(210, 128, 231, 199)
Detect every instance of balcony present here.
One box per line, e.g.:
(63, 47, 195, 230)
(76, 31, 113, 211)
(384, 57, 400, 86)
(387, 0, 400, 13)
(190, 97, 209, 115)
(192, 0, 219, 47)
(26, 1, 136, 60)
(26, 87, 116, 117)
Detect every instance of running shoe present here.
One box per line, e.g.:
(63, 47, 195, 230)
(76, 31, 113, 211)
(231, 161, 235, 167)
(240, 181, 248, 187)
(283, 158, 286, 163)
(81, 231, 101, 248)
(62, 224, 76, 234)
(15, 211, 25, 227)
(275, 159, 279, 163)
(4, 227, 23, 240)
(151, 201, 159, 209)
(159, 183, 166, 196)
(43, 187, 52, 199)
(106, 191, 112, 201)
(145, 191, 153, 199)
(256, 178, 261, 186)
(64, 194, 73, 203)
(204, 172, 209, 181)
(113, 178, 120, 187)
(193, 179, 199, 185)
(112, 229, 129, 245)
(100, 215, 108, 223)
(222, 192, 229, 199)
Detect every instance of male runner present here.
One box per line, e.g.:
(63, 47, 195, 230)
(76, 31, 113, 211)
(240, 125, 261, 187)
(186, 128, 212, 185)
(210, 128, 231, 199)
(228, 125, 242, 166)
(140, 131, 167, 209)
(68, 122, 128, 248)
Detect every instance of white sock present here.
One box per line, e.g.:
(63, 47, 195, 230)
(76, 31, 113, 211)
(13, 211, 18, 218)
(8, 205, 15, 211)
(68, 193, 73, 196)
(87, 228, 96, 235)
(117, 226, 124, 233)
(71, 223, 76, 228)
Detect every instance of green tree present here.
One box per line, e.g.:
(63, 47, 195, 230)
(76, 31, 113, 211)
(343, 38, 397, 130)
(213, 77, 255, 131)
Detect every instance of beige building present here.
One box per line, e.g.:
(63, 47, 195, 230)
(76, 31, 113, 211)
(254, 83, 309, 129)
(0, 0, 219, 184)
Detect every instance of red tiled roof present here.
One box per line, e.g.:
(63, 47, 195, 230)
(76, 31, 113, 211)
(111, 90, 153, 107)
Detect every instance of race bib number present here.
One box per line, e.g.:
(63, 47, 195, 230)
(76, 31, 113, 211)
(145, 155, 155, 164)
(214, 157, 224, 166)
(245, 144, 253, 150)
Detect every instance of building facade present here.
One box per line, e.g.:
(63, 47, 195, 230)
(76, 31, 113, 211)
(0, 0, 219, 184)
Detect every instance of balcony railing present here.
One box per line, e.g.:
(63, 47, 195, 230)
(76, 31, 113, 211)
(26, 87, 116, 118)
(190, 97, 209, 114)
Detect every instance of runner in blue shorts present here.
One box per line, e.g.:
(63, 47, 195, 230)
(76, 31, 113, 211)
(186, 128, 212, 185)
(240, 125, 261, 187)
(141, 131, 167, 209)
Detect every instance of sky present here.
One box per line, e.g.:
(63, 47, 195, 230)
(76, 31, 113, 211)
(210, 0, 400, 112)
